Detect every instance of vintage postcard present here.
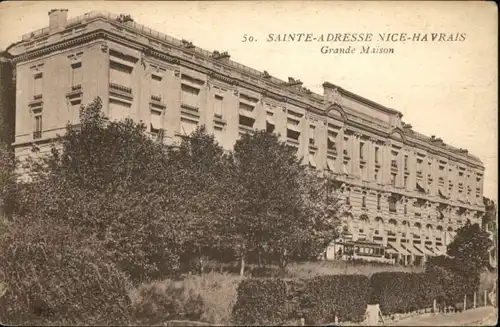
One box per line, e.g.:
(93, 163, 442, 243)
(0, 1, 498, 326)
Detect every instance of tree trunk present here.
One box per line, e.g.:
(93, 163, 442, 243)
(240, 257, 245, 276)
(198, 247, 204, 274)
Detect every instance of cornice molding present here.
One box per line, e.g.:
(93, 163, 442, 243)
(12, 31, 107, 63)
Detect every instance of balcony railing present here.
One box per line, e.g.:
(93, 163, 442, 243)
(327, 148, 337, 156)
(151, 94, 162, 102)
(72, 84, 82, 91)
(109, 83, 132, 94)
(33, 131, 42, 139)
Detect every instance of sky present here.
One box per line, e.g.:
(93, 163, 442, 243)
(0, 1, 497, 201)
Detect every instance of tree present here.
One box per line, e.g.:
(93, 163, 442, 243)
(293, 171, 344, 261)
(13, 97, 188, 281)
(230, 131, 342, 274)
(169, 126, 235, 273)
(0, 143, 17, 218)
(447, 219, 492, 273)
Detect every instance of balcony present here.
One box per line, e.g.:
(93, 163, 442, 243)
(109, 83, 133, 100)
(66, 85, 83, 98)
(151, 94, 162, 102)
(343, 149, 350, 159)
(33, 131, 42, 139)
(327, 148, 337, 156)
(29, 94, 43, 107)
(391, 160, 398, 173)
(287, 138, 300, 146)
(238, 124, 254, 135)
(109, 82, 131, 94)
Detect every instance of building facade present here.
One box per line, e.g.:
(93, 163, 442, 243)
(5, 10, 486, 265)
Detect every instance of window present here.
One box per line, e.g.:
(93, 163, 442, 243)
(389, 196, 397, 212)
(361, 165, 368, 180)
(151, 74, 162, 98)
(34, 73, 43, 95)
(360, 142, 365, 160)
(375, 147, 379, 163)
(377, 194, 381, 210)
(71, 99, 82, 123)
(181, 84, 200, 109)
(181, 118, 198, 136)
(33, 114, 42, 139)
(327, 131, 336, 152)
(404, 204, 407, 214)
(391, 173, 396, 186)
(287, 118, 301, 140)
(309, 125, 316, 145)
(362, 192, 366, 208)
(343, 137, 348, 155)
(71, 62, 82, 87)
(109, 61, 133, 88)
(150, 110, 163, 134)
(404, 155, 408, 170)
(309, 151, 317, 169)
(239, 115, 255, 128)
(404, 176, 408, 187)
(346, 189, 351, 205)
(214, 95, 223, 118)
(109, 99, 131, 121)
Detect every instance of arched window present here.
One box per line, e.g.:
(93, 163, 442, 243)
(360, 214, 369, 222)
(437, 225, 443, 232)
(447, 226, 453, 232)
(389, 218, 398, 226)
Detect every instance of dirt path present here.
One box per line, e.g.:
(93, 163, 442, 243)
(386, 306, 497, 326)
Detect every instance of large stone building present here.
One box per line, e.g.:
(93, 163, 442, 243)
(3, 10, 486, 265)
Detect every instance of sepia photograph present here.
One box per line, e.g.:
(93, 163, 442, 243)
(0, 1, 498, 326)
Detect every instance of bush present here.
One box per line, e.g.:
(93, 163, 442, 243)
(129, 278, 205, 325)
(0, 220, 132, 325)
(299, 275, 370, 324)
(132, 273, 243, 325)
(231, 278, 288, 326)
(370, 272, 438, 315)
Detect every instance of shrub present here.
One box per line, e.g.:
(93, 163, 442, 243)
(299, 275, 370, 324)
(0, 220, 132, 325)
(370, 272, 438, 315)
(231, 278, 288, 326)
(135, 272, 243, 325)
(130, 278, 204, 325)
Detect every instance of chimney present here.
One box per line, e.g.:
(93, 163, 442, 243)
(48, 9, 68, 30)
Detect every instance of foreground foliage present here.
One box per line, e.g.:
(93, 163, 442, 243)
(0, 98, 343, 324)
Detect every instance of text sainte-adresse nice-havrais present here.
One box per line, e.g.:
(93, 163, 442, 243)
(241, 32, 467, 54)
